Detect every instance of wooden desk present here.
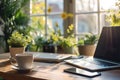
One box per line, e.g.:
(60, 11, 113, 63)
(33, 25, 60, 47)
(0, 53, 120, 80)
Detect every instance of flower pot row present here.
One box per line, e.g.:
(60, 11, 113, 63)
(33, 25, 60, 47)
(42, 44, 96, 56)
(9, 44, 96, 58)
(42, 45, 75, 54)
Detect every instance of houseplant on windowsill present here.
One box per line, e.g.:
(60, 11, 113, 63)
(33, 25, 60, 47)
(78, 33, 99, 56)
(35, 34, 59, 53)
(56, 24, 78, 54)
(60, 37, 77, 54)
(106, 1, 120, 26)
(8, 31, 32, 58)
(42, 37, 57, 53)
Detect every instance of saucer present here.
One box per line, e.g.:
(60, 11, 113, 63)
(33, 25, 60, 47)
(12, 65, 33, 73)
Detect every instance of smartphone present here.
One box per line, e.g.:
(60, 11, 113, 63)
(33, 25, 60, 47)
(64, 68, 101, 78)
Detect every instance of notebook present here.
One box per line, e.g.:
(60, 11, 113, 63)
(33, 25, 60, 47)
(28, 52, 72, 62)
(65, 27, 120, 72)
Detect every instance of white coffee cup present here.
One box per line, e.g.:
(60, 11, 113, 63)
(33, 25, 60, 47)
(11, 53, 34, 70)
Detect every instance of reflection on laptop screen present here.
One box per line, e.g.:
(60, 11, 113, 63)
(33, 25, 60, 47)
(94, 27, 120, 63)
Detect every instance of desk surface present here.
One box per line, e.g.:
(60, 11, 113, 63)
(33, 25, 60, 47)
(0, 53, 120, 80)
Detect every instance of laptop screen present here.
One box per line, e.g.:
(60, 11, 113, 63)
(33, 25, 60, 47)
(94, 27, 120, 63)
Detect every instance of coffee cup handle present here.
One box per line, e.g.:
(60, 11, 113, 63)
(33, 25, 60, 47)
(10, 57, 18, 67)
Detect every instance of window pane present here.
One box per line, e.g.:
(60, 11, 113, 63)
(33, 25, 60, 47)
(47, 0, 63, 14)
(100, 0, 117, 11)
(47, 15, 63, 35)
(31, 16, 45, 37)
(32, 0, 45, 14)
(76, 14, 98, 34)
(76, 0, 97, 12)
(100, 13, 110, 29)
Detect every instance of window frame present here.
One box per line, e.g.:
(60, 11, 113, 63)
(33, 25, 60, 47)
(30, 0, 115, 38)
(30, 0, 64, 37)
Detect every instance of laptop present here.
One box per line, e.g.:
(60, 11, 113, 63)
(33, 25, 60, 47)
(28, 52, 72, 62)
(65, 27, 120, 72)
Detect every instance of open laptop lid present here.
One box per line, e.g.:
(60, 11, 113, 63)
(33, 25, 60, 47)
(94, 27, 120, 63)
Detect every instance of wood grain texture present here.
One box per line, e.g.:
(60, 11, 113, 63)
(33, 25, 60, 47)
(0, 53, 120, 80)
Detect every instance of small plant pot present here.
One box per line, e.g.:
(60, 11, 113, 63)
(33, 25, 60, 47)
(9, 47, 25, 58)
(57, 46, 78, 54)
(78, 45, 96, 56)
(64, 47, 75, 54)
(57, 46, 73, 54)
(57, 46, 64, 53)
(43, 45, 57, 53)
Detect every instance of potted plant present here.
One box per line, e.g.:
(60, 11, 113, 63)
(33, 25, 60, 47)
(35, 35, 58, 53)
(54, 24, 77, 54)
(41, 23, 62, 53)
(0, 0, 30, 52)
(78, 33, 99, 56)
(42, 38, 57, 53)
(60, 37, 77, 54)
(7, 31, 32, 58)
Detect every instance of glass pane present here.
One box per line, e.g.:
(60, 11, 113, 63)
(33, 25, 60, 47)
(47, 0, 63, 14)
(100, 0, 117, 11)
(30, 16, 45, 37)
(76, 0, 97, 12)
(47, 15, 63, 35)
(76, 14, 98, 34)
(32, 0, 45, 14)
(100, 13, 110, 30)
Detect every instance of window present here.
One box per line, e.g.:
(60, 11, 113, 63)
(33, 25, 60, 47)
(31, 0, 117, 38)
(75, 0, 117, 35)
(30, 0, 63, 38)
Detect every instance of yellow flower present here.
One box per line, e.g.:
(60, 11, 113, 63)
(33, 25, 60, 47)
(51, 34, 58, 42)
(69, 24, 74, 30)
(61, 12, 68, 19)
(47, 7, 52, 13)
(66, 24, 74, 34)
(67, 29, 70, 33)
(8, 31, 32, 47)
(61, 12, 73, 19)
(68, 13, 73, 18)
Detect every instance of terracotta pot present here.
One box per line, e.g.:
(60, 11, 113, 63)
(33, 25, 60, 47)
(9, 47, 25, 58)
(78, 45, 96, 56)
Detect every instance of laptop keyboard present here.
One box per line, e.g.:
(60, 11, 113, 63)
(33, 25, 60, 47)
(89, 60, 116, 66)
(82, 58, 118, 67)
